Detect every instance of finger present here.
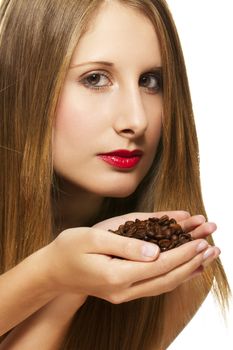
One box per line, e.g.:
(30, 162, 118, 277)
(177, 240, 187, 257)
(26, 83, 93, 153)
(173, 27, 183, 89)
(190, 222, 217, 239)
(184, 265, 204, 282)
(180, 246, 220, 282)
(117, 238, 208, 285)
(179, 214, 206, 232)
(126, 249, 205, 300)
(202, 246, 221, 267)
(82, 228, 160, 262)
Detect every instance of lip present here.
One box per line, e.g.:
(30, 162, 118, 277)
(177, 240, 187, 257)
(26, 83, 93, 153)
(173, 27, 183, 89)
(98, 149, 143, 169)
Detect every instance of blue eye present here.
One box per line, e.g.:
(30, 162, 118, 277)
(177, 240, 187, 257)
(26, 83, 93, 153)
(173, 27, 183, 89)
(80, 72, 111, 89)
(139, 72, 163, 93)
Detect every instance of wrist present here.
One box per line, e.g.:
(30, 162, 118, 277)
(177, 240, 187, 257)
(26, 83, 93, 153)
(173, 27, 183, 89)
(47, 293, 88, 318)
(39, 241, 68, 295)
(23, 244, 61, 299)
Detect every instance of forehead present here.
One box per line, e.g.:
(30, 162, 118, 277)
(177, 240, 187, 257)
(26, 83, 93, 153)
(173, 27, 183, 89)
(71, 1, 161, 67)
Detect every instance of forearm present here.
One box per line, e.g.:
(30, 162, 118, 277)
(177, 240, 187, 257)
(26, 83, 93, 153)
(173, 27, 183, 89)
(0, 294, 86, 350)
(0, 245, 58, 336)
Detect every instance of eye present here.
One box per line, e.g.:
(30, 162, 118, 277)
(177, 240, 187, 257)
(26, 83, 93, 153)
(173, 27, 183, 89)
(79, 72, 111, 89)
(139, 71, 163, 93)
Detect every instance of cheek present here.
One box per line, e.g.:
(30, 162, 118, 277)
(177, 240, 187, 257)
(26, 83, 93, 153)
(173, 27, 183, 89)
(55, 94, 89, 141)
(52, 90, 92, 173)
(54, 86, 104, 151)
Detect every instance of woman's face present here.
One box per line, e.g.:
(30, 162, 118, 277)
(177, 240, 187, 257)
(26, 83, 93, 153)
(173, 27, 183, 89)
(53, 1, 163, 198)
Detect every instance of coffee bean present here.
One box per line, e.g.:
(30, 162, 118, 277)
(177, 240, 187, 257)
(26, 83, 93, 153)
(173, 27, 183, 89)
(108, 215, 193, 252)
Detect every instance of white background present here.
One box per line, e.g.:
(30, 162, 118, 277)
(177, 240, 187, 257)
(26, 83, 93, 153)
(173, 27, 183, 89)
(166, 1, 233, 349)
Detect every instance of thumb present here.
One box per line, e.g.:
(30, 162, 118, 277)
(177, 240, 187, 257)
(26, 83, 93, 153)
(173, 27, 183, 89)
(84, 228, 160, 262)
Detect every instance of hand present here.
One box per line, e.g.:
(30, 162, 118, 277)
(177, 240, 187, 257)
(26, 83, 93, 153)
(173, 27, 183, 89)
(46, 211, 220, 304)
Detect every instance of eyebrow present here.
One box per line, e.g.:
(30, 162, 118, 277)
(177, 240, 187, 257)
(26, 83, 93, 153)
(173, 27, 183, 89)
(69, 61, 114, 69)
(70, 61, 162, 70)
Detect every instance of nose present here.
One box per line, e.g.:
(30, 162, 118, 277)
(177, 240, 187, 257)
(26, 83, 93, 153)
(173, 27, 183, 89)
(113, 86, 148, 139)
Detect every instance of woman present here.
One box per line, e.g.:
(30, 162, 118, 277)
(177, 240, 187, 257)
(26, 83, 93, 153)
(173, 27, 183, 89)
(0, 0, 230, 349)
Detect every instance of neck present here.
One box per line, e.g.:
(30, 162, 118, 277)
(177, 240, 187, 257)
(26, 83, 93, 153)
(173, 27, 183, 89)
(52, 175, 103, 235)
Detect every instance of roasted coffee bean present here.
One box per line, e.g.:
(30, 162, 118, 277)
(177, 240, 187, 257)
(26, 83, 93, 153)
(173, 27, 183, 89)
(171, 234, 179, 241)
(158, 239, 171, 249)
(108, 215, 193, 252)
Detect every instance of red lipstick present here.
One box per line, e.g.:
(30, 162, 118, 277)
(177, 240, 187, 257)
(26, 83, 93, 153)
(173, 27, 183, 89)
(98, 149, 143, 169)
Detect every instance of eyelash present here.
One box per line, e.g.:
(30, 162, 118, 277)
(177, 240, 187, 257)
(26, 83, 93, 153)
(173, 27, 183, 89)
(79, 70, 163, 94)
(79, 71, 112, 91)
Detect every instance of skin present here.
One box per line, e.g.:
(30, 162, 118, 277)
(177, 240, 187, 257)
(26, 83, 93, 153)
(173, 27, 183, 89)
(0, 1, 220, 349)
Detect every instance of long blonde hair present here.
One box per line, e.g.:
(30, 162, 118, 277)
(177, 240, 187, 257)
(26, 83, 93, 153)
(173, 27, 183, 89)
(0, 0, 230, 348)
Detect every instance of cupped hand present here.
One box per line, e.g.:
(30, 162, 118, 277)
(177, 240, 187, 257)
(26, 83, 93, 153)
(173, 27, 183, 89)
(47, 211, 220, 305)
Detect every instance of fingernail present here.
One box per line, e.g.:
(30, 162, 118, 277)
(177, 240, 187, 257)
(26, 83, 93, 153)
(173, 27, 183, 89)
(196, 240, 208, 252)
(142, 244, 159, 257)
(203, 247, 215, 260)
(197, 215, 206, 222)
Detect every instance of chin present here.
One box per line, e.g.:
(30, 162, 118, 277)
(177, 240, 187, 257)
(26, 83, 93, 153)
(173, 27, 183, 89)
(93, 184, 138, 198)
(89, 173, 145, 198)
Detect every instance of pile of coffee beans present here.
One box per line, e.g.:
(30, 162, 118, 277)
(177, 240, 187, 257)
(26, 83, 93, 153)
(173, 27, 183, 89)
(108, 215, 193, 251)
